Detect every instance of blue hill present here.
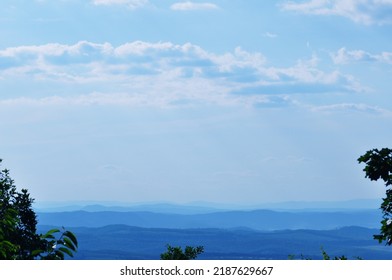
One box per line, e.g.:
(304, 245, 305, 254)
(37, 209, 381, 230)
(38, 225, 392, 260)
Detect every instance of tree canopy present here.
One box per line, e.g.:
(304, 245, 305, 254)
(160, 244, 204, 260)
(0, 159, 78, 259)
(358, 148, 392, 245)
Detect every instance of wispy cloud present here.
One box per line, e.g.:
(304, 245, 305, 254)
(171, 1, 219, 11)
(0, 93, 169, 107)
(280, 0, 392, 25)
(262, 32, 278, 38)
(331, 47, 392, 64)
(92, 0, 149, 9)
(310, 103, 392, 115)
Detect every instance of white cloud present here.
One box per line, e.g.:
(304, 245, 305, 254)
(331, 47, 392, 64)
(171, 1, 219, 11)
(113, 41, 179, 56)
(280, 0, 392, 25)
(0, 93, 154, 107)
(92, 0, 149, 9)
(0, 41, 266, 82)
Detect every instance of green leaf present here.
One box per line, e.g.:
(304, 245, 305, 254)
(31, 249, 43, 257)
(58, 247, 73, 257)
(63, 231, 78, 248)
(55, 250, 65, 260)
(43, 234, 55, 240)
(62, 237, 76, 251)
(42, 229, 60, 239)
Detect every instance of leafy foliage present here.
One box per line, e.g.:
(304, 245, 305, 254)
(289, 248, 361, 260)
(38, 228, 78, 260)
(0, 159, 78, 259)
(0, 207, 18, 259)
(160, 244, 204, 260)
(358, 148, 392, 245)
(320, 248, 349, 260)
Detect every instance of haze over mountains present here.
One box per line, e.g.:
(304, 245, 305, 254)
(37, 208, 381, 231)
(36, 199, 382, 231)
(35, 198, 381, 213)
(36, 199, 391, 260)
(37, 224, 392, 260)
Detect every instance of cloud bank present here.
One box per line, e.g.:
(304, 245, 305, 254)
(0, 41, 364, 108)
(331, 47, 392, 64)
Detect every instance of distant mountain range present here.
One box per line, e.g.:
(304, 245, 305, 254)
(37, 225, 392, 260)
(35, 200, 390, 260)
(34, 198, 382, 214)
(37, 208, 382, 231)
(36, 203, 224, 214)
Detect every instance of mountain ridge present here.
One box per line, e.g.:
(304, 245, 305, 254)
(37, 208, 381, 231)
(37, 224, 391, 260)
(34, 198, 382, 214)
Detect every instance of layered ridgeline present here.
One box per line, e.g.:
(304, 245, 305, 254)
(36, 200, 390, 260)
(37, 225, 392, 260)
(37, 208, 380, 230)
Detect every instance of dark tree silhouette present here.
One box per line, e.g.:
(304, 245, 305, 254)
(358, 148, 392, 245)
(0, 159, 77, 259)
(160, 244, 204, 260)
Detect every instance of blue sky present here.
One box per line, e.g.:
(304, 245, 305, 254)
(0, 0, 391, 205)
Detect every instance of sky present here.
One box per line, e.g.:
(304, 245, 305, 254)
(0, 0, 391, 206)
